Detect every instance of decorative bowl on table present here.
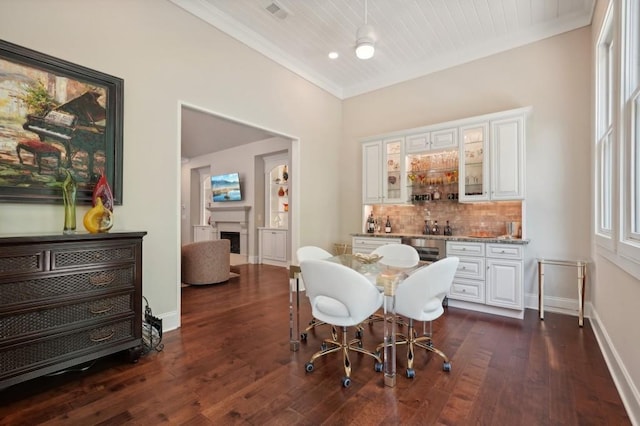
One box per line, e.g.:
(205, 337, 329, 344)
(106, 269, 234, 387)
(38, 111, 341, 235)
(353, 253, 383, 264)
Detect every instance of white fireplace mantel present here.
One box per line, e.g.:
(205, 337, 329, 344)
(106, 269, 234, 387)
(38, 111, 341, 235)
(207, 205, 251, 255)
(207, 205, 251, 223)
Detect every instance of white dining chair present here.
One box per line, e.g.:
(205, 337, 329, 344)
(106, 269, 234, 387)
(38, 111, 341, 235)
(386, 256, 459, 378)
(296, 246, 333, 341)
(371, 243, 420, 269)
(300, 259, 384, 387)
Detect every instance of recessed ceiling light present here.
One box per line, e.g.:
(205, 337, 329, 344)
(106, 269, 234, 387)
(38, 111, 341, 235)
(328, 52, 339, 59)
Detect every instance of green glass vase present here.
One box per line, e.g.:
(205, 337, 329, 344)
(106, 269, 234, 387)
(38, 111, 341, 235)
(62, 169, 77, 234)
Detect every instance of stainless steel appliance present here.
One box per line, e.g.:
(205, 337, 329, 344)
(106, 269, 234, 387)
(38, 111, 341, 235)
(402, 237, 446, 263)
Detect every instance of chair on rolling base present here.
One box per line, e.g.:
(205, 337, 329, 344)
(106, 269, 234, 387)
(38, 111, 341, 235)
(368, 243, 420, 326)
(300, 259, 384, 387)
(372, 243, 420, 270)
(379, 256, 459, 378)
(296, 246, 333, 341)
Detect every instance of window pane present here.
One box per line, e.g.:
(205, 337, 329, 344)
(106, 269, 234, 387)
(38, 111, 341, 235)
(635, 98, 640, 234)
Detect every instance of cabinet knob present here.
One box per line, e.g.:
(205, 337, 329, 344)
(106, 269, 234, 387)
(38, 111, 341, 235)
(501, 250, 506, 253)
(462, 289, 467, 293)
(461, 266, 466, 270)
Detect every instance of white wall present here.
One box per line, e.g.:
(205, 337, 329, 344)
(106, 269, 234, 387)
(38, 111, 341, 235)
(0, 0, 343, 329)
(342, 28, 592, 305)
(181, 136, 291, 258)
(589, 0, 640, 422)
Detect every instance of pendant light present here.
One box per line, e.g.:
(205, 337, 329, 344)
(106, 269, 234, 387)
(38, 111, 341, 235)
(355, 0, 375, 60)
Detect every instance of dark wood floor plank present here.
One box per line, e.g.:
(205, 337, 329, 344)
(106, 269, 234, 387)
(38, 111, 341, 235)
(0, 263, 630, 425)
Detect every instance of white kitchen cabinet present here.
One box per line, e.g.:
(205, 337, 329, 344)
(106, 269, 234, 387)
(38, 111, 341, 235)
(404, 127, 457, 153)
(361, 138, 405, 204)
(259, 228, 287, 265)
(486, 258, 523, 310)
(352, 236, 401, 254)
(490, 115, 525, 200)
(458, 110, 526, 202)
(447, 241, 524, 318)
(193, 225, 215, 242)
(362, 140, 383, 204)
(430, 127, 458, 150)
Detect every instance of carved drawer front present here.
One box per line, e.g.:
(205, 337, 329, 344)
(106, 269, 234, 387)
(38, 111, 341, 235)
(0, 248, 46, 277)
(0, 294, 133, 341)
(0, 319, 134, 376)
(0, 266, 134, 305)
(51, 243, 135, 270)
(449, 278, 485, 303)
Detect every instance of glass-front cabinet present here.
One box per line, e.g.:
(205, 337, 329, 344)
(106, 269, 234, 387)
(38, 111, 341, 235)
(265, 156, 288, 228)
(406, 149, 459, 202)
(382, 137, 404, 203)
(459, 123, 489, 202)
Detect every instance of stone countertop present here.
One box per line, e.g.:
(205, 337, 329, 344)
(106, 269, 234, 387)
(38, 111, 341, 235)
(351, 232, 530, 245)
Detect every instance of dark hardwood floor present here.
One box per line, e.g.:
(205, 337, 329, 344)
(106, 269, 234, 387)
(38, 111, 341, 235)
(0, 264, 630, 425)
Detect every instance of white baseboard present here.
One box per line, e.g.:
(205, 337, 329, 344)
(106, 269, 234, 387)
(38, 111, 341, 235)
(524, 292, 591, 320)
(446, 299, 524, 319)
(158, 310, 180, 332)
(590, 308, 640, 425)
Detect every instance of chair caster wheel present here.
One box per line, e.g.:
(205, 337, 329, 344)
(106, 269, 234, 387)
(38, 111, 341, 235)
(443, 362, 451, 372)
(300, 332, 307, 341)
(374, 362, 383, 372)
(305, 362, 314, 373)
(406, 368, 416, 378)
(341, 376, 351, 387)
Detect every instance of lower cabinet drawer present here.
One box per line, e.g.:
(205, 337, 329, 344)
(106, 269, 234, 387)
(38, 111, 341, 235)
(1, 293, 134, 341)
(449, 278, 485, 303)
(0, 319, 135, 377)
(352, 237, 401, 254)
(455, 256, 485, 280)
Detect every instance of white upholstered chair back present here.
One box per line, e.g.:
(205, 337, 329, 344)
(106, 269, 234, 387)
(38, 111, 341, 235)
(371, 243, 420, 269)
(299, 259, 383, 327)
(395, 257, 459, 322)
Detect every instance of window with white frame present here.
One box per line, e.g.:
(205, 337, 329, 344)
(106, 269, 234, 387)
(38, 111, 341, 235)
(620, 0, 640, 259)
(595, 5, 615, 240)
(596, 0, 640, 274)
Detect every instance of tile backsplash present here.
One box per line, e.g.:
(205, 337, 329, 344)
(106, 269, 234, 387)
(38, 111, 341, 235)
(370, 201, 522, 237)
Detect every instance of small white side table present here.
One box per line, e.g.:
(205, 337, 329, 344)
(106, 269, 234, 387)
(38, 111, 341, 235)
(537, 258, 588, 327)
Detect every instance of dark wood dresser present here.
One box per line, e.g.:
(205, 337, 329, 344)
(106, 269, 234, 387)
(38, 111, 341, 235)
(0, 232, 146, 389)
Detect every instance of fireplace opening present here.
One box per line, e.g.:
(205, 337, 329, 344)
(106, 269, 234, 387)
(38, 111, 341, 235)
(220, 231, 240, 254)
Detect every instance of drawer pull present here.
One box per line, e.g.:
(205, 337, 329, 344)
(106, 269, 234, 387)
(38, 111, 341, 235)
(89, 273, 115, 286)
(89, 328, 115, 342)
(89, 303, 114, 315)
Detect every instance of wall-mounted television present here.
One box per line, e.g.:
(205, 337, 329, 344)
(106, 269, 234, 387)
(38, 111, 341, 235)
(211, 172, 242, 202)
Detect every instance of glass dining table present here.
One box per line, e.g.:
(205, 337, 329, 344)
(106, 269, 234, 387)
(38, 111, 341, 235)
(288, 253, 418, 387)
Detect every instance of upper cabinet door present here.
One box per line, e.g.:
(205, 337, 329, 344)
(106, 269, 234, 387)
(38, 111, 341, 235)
(382, 137, 405, 203)
(459, 122, 490, 202)
(430, 128, 458, 151)
(491, 115, 524, 200)
(362, 140, 383, 204)
(405, 132, 430, 153)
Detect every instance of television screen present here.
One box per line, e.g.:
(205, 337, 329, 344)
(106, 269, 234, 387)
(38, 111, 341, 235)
(211, 172, 242, 202)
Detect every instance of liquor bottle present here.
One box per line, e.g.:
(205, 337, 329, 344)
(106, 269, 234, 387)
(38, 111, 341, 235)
(367, 213, 375, 233)
(432, 186, 441, 200)
(431, 220, 439, 235)
(444, 220, 452, 236)
(385, 216, 392, 233)
(423, 220, 430, 235)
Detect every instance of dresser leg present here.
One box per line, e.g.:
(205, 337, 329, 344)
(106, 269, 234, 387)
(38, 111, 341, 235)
(126, 346, 143, 363)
